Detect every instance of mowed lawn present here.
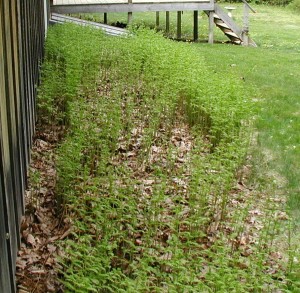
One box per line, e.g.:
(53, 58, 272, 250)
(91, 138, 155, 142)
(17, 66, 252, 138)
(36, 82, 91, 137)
(197, 5, 300, 220)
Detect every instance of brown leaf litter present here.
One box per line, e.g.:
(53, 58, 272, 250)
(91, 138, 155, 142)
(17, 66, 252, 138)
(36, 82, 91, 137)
(16, 125, 67, 293)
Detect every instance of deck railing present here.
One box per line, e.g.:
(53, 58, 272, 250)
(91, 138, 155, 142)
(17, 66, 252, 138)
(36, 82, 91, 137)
(241, 0, 256, 45)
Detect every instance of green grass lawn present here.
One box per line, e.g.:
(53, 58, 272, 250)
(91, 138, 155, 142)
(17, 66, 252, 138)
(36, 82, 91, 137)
(198, 5, 300, 220)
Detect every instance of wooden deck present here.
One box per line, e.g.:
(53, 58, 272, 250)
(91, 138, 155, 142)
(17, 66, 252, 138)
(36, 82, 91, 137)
(51, 0, 256, 46)
(52, 0, 214, 14)
(54, 0, 210, 4)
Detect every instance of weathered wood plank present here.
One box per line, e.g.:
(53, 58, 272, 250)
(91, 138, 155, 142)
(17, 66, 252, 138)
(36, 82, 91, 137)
(0, 4, 14, 293)
(10, 0, 25, 224)
(16, 0, 29, 191)
(0, 2, 18, 291)
(3, 0, 20, 268)
(19, 0, 30, 170)
(51, 13, 127, 35)
(0, 179, 11, 293)
(52, 2, 214, 14)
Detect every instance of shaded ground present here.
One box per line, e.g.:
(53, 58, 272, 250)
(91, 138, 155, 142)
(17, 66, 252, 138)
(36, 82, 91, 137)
(16, 126, 67, 293)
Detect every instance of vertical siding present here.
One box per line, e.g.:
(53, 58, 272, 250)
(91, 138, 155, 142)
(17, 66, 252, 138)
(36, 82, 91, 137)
(0, 0, 48, 292)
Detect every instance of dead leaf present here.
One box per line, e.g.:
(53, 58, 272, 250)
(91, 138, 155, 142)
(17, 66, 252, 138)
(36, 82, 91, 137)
(135, 239, 143, 246)
(143, 179, 155, 185)
(276, 212, 289, 220)
(159, 252, 172, 261)
(29, 269, 46, 275)
(47, 244, 57, 253)
(126, 151, 136, 158)
(239, 236, 248, 246)
(199, 265, 210, 280)
(16, 259, 27, 270)
(20, 218, 29, 232)
(18, 290, 30, 293)
(270, 251, 282, 260)
(35, 139, 48, 148)
(46, 281, 56, 292)
(237, 261, 248, 269)
(48, 235, 60, 243)
(241, 248, 253, 257)
(45, 257, 56, 267)
(26, 234, 36, 247)
(59, 227, 73, 240)
(249, 209, 263, 216)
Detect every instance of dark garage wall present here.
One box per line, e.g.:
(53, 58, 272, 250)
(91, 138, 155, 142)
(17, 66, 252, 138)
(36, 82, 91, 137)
(0, 1, 49, 291)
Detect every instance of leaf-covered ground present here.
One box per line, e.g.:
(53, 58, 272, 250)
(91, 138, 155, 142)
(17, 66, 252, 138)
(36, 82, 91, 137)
(16, 24, 299, 292)
(16, 126, 65, 293)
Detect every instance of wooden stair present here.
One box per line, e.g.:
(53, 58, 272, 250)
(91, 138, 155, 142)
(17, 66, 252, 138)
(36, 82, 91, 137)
(207, 4, 256, 47)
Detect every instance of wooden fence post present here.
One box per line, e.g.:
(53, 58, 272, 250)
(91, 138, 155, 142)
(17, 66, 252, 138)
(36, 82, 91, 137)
(177, 11, 181, 40)
(208, 11, 214, 44)
(193, 10, 198, 42)
(156, 11, 160, 28)
(166, 11, 170, 34)
(0, 1, 19, 290)
(0, 3, 14, 292)
(128, 0, 132, 24)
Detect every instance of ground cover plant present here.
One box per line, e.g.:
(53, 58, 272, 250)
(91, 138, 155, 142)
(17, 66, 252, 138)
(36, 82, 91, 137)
(102, 6, 300, 287)
(36, 21, 300, 292)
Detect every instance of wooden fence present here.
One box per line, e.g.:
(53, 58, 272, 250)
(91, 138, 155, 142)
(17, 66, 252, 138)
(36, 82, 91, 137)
(0, 0, 49, 292)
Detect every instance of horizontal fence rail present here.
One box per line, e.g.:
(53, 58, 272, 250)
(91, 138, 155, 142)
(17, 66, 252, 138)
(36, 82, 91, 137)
(0, 0, 48, 292)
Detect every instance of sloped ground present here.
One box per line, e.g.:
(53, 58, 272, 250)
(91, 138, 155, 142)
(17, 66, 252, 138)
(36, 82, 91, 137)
(16, 23, 298, 292)
(16, 126, 64, 292)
